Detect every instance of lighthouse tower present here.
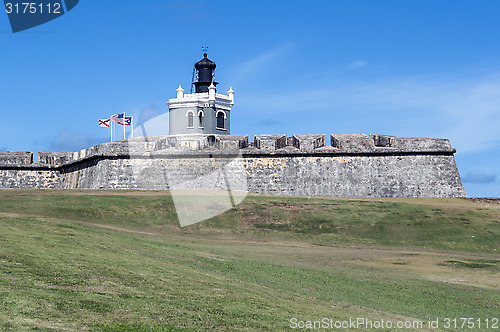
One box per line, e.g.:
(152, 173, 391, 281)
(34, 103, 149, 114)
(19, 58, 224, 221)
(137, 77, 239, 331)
(167, 53, 235, 135)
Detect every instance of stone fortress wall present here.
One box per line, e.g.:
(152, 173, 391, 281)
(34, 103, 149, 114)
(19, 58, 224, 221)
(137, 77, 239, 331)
(0, 133, 466, 197)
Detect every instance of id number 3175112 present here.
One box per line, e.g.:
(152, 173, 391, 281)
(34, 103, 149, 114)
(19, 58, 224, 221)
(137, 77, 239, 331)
(5, 2, 62, 14)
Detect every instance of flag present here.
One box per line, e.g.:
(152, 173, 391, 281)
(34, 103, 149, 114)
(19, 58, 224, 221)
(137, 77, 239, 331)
(99, 119, 110, 128)
(110, 113, 132, 126)
(110, 113, 124, 123)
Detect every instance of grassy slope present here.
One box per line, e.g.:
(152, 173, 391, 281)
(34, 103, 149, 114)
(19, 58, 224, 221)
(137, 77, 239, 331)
(0, 190, 498, 331)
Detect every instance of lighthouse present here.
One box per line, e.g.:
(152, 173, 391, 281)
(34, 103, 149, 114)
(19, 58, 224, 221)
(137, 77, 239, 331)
(167, 53, 235, 135)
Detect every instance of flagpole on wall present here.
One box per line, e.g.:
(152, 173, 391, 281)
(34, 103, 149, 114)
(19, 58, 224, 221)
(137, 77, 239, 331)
(131, 117, 134, 138)
(110, 120, 113, 142)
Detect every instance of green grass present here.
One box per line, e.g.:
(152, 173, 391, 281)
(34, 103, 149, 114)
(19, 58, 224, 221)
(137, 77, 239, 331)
(1, 191, 499, 252)
(0, 190, 498, 330)
(222, 196, 500, 252)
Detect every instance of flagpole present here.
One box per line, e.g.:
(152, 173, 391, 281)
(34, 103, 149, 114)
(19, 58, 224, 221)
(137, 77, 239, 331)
(110, 121, 112, 142)
(131, 117, 134, 138)
(123, 112, 126, 140)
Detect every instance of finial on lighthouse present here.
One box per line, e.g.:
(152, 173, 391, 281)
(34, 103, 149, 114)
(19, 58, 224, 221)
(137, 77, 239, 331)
(227, 87, 235, 106)
(176, 85, 184, 98)
(208, 82, 216, 101)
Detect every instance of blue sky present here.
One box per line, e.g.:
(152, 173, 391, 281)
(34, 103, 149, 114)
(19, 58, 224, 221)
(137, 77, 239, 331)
(1, 0, 499, 197)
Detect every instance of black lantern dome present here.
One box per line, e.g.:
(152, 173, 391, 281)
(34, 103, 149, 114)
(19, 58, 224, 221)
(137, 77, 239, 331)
(193, 53, 218, 93)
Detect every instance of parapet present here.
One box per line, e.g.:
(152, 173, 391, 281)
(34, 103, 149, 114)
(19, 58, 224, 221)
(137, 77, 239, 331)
(331, 134, 453, 153)
(154, 135, 249, 151)
(0, 133, 458, 168)
(254, 135, 287, 151)
(216, 135, 249, 149)
(292, 134, 325, 152)
(38, 152, 73, 166)
(0, 151, 33, 165)
(382, 135, 453, 152)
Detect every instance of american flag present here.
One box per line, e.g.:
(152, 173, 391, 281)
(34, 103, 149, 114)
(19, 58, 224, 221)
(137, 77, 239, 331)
(110, 113, 124, 123)
(110, 113, 132, 126)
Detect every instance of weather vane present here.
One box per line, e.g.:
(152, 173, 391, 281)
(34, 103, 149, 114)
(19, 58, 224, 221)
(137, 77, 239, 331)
(202, 46, 208, 54)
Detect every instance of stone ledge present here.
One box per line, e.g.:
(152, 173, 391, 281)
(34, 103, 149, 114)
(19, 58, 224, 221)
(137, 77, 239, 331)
(0, 133, 457, 168)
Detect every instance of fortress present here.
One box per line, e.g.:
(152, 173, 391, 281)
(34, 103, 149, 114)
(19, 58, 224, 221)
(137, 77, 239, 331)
(0, 53, 466, 197)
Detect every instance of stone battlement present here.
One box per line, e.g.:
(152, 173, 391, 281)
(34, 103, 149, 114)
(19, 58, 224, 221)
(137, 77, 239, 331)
(0, 134, 456, 168)
(0, 151, 33, 165)
(0, 134, 466, 197)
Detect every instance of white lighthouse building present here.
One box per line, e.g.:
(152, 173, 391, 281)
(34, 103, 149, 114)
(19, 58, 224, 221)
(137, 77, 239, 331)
(167, 53, 235, 135)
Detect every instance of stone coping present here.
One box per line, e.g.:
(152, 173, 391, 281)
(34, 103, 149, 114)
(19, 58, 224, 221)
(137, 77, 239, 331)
(0, 134, 456, 168)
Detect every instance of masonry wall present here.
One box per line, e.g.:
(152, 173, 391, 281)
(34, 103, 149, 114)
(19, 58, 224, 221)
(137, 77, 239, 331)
(244, 155, 464, 197)
(0, 134, 467, 197)
(0, 169, 60, 189)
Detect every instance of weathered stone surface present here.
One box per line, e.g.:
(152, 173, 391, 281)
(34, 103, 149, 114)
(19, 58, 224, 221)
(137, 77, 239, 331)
(0, 169, 60, 189)
(38, 152, 73, 166)
(0, 152, 33, 165)
(331, 134, 375, 152)
(217, 135, 249, 149)
(0, 134, 467, 197)
(244, 155, 465, 197)
(49, 154, 465, 197)
(370, 134, 453, 152)
(292, 134, 325, 152)
(254, 135, 287, 151)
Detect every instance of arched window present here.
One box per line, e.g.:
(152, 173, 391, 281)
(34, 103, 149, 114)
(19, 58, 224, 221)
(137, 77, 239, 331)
(186, 111, 194, 128)
(198, 110, 204, 127)
(216, 111, 225, 129)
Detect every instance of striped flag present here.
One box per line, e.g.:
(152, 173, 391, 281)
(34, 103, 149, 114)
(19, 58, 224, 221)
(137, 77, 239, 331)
(99, 119, 110, 128)
(110, 113, 124, 123)
(110, 113, 132, 126)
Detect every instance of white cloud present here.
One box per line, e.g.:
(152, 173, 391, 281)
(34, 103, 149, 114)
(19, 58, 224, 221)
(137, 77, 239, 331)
(462, 172, 497, 183)
(250, 118, 282, 127)
(133, 112, 169, 138)
(237, 72, 500, 154)
(132, 100, 169, 137)
(352, 76, 500, 153)
(136, 100, 164, 125)
(49, 129, 106, 152)
(229, 43, 296, 84)
(348, 60, 368, 69)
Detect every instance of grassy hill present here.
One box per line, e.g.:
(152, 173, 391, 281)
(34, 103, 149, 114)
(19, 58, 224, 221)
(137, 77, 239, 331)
(0, 190, 498, 331)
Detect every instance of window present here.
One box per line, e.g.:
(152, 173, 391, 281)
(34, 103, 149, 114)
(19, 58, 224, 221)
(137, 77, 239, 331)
(198, 111, 204, 127)
(187, 111, 194, 128)
(216, 111, 225, 129)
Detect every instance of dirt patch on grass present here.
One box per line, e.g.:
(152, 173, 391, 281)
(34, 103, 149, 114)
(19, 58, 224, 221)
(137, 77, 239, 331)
(16, 318, 70, 331)
(468, 197, 500, 204)
(359, 254, 500, 290)
(0, 189, 174, 196)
